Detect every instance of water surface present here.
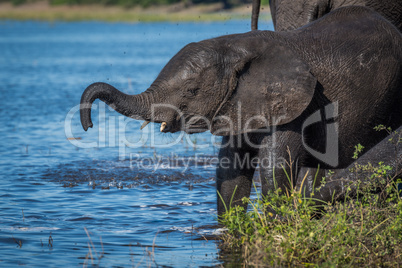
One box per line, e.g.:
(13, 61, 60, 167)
(0, 19, 273, 267)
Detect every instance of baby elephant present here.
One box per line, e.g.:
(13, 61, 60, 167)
(80, 6, 402, 215)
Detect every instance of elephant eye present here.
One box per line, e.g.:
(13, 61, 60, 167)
(180, 104, 188, 112)
(188, 88, 199, 97)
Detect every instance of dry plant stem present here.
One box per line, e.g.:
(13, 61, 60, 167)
(83, 227, 104, 267)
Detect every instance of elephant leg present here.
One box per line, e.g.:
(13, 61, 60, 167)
(297, 126, 402, 203)
(258, 130, 305, 197)
(216, 134, 259, 216)
(296, 167, 326, 197)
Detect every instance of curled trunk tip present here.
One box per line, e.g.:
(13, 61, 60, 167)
(80, 82, 117, 131)
(80, 82, 109, 131)
(80, 82, 151, 131)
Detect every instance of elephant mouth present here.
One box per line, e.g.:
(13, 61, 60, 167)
(182, 115, 210, 134)
(184, 125, 209, 134)
(160, 115, 210, 134)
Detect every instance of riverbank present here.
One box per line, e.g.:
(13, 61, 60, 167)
(0, 1, 271, 22)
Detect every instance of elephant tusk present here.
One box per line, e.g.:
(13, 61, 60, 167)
(160, 122, 167, 132)
(140, 121, 150, 130)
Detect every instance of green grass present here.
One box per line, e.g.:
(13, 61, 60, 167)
(220, 179, 402, 266)
(219, 128, 402, 267)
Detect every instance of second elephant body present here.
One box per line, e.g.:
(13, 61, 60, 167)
(268, 0, 402, 32)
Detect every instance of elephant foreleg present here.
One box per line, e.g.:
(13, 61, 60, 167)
(297, 126, 402, 203)
(258, 130, 305, 197)
(216, 135, 259, 216)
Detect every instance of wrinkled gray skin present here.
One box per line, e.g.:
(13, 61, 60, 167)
(297, 126, 402, 204)
(259, 0, 402, 196)
(80, 7, 402, 215)
(268, 0, 402, 32)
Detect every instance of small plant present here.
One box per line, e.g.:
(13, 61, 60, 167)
(83, 228, 104, 268)
(48, 232, 53, 248)
(352, 143, 365, 159)
(12, 235, 23, 248)
(374, 124, 402, 145)
(374, 124, 392, 133)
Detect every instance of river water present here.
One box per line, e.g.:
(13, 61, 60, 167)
(0, 19, 273, 267)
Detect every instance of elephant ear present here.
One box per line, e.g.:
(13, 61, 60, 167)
(211, 42, 317, 136)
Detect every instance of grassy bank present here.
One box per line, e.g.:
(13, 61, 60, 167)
(220, 178, 402, 266)
(0, 1, 271, 22)
(219, 129, 402, 266)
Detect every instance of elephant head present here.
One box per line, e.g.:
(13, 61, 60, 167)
(265, 0, 402, 32)
(80, 31, 316, 136)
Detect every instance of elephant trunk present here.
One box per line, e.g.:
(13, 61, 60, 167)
(80, 82, 152, 131)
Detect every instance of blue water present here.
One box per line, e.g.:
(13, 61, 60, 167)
(0, 19, 273, 267)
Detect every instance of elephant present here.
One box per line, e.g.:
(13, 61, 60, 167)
(251, 0, 402, 32)
(250, 0, 402, 195)
(80, 6, 402, 215)
(297, 125, 402, 203)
